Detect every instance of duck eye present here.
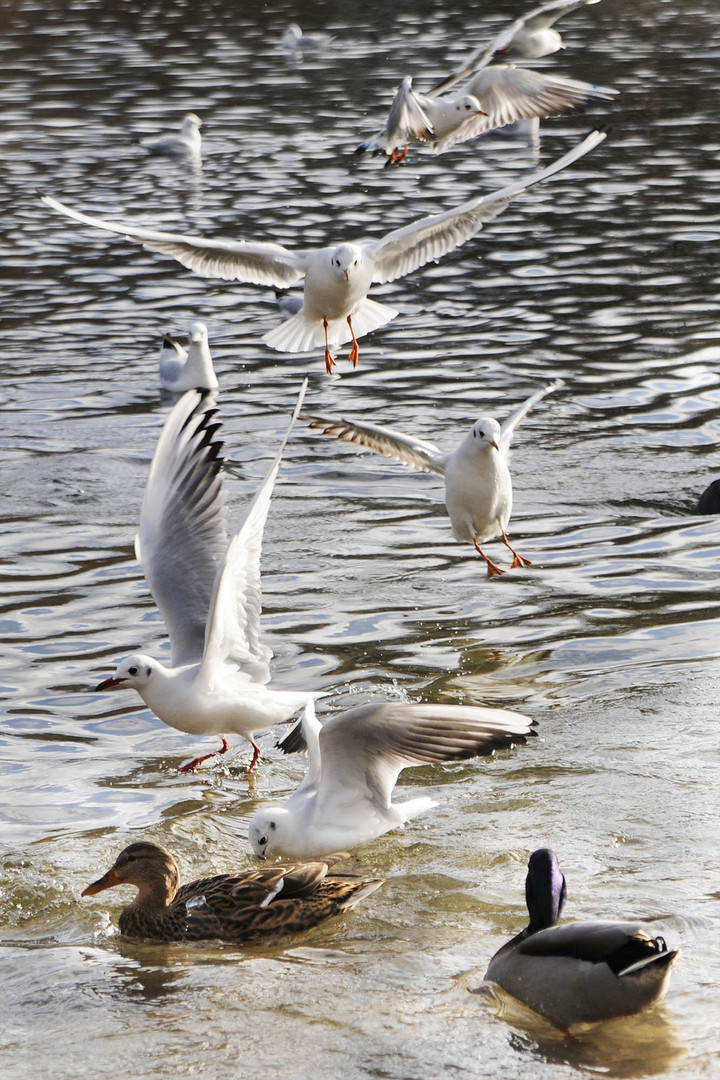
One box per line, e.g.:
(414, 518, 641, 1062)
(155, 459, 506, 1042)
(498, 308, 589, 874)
(128, 666, 138, 676)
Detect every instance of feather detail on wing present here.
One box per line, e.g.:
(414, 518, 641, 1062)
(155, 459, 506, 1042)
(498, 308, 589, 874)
(200, 379, 308, 681)
(368, 130, 605, 283)
(135, 391, 228, 668)
(315, 702, 535, 813)
(432, 68, 617, 153)
(40, 194, 308, 286)
(499, 379, 563, 452)
(302, 413, 445, 474)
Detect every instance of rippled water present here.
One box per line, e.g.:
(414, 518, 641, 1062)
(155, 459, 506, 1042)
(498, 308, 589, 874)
(2, 0, 719, 1076)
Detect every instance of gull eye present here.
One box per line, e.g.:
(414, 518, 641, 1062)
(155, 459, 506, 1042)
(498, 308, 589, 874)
(128, 665, 138, 676)
(258, 835, 267, 846)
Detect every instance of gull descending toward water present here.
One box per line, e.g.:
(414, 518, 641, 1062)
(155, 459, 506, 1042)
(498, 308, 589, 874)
(483, 848, 679, 1028)
(141, 113, 204, 160)
(302, 381, 562, 576)
(358, 68, 616, 162)
(248, 699, 535, 859)
(432, 0, 606, 95)
(94, 381, 320, 773)
(159, 320, 218, 393)
(41, 130, 606, 374)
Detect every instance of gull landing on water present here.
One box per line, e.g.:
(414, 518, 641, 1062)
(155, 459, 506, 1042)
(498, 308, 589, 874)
(41, 130, 605, 375)
(302, 381, 562, 576)
(94, 380, 320, 774)
(248, 699, 536, 859)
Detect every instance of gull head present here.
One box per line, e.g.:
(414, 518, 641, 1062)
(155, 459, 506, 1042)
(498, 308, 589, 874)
(189, 320, 208, 345)
(451, 94, 486, 118)
(182, 114, 203, 135)
(470, 417, 502, 452)
(248, 806, 294, 858)
(95, 654, 156, 692)
(329, 244, 364, 282)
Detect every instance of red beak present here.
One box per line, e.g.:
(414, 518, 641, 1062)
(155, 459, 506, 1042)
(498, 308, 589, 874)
(95, 676, 123, 691)
(491, 440, 499, 450)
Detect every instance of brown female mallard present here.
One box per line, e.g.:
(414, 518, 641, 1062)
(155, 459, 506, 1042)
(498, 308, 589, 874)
(82, 841, 383, 943)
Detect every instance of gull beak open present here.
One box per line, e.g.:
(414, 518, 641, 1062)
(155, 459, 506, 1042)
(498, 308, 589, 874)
(82, 865, 122, 896)
(95, 676, 123, 691)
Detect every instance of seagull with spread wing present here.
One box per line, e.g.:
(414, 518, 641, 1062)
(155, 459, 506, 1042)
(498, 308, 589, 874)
(302, 381, 562, 576)
(42, 130, 605, 374)
(94, 381, 319, 773)
(248, 699, 536, 858)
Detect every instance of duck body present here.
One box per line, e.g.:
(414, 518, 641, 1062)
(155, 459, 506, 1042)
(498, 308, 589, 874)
(83, 841, 383, 944)
(484, 848, 679, 1028)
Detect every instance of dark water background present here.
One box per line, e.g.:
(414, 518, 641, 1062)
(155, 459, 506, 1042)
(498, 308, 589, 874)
(1, 0, 719, 1076)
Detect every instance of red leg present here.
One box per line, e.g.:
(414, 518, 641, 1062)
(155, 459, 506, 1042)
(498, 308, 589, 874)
(247, 741, 261, 775)
(384, 143, 409, 167)
(323, 317, 335, 374)
(347, 315, 359, 367)
(473, 539, 505, 577)
(179, 736, 230, 773)
(502, 531, 532, 569)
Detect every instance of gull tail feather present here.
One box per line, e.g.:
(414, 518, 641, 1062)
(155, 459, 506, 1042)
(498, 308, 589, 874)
(263, 300, 398, 354)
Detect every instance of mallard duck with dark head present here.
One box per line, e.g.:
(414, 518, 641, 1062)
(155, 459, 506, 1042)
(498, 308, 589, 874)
(483, 848, 679, 1028)
(82, 841, 383, 944)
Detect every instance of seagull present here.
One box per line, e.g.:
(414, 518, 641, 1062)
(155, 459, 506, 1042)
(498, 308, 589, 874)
(280, 23, 333, 54)
(483, 848, 680, 1028)
(432, 0, 606, 96)
(94, 380, 321, 774)
(141, 113, 203, 160)
(301, 381, 562, 576)
(41, 129, 606, 374)
(158, 320, 218, 393)
(358, 68, 616, 161)
(248, 699, 535, 858)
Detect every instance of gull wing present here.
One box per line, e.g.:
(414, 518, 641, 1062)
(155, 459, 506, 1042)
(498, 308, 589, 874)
(431, 0, 602, 95)
(135, 391, 228, 668)
(302, 412, 446, 474)
(499, 379, 563, 453)
(366, 130, 605, 284)
(200, 379, 308, 682)
(40, 194, 309, 287)
(312, 702, 535, 815)
(357, 77, 434, 154)
(433, 68, 617, 153)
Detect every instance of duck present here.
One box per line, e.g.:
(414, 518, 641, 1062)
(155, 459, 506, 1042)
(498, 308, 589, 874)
(158, 320, 218, 392)
(483, 848, 679, 1028)
(82, 841, 383, 943)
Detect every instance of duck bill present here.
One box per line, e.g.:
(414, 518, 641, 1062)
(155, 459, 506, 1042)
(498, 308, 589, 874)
(82, 866, 122, 896)
(95, 676, 123, 691)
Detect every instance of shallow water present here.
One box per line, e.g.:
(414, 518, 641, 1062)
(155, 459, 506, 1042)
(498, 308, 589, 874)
(1, 0, 719, 1077)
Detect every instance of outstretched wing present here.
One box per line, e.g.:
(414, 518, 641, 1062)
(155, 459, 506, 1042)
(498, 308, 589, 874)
(433, 67, 617, 153)
(303, 412, 446, 474)
(431, 0, 602, 95)
(135, 391, 228, 667)
(499, 379, 563, 453)
(40, 194, 309, 287)
(357, 77, 434, 155)
(366, 130, 605, 284)
(200, 380, 308, 682)
(313, 702, 535, 814)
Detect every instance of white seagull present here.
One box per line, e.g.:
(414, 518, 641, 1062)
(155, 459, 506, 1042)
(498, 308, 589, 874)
(280, 23, 333, 54)
(301, 381, 562, 576)
(141, 113, 204, 160)
(358, 69, 616, 161)
(432, 0, 606, 95)
(248, 699, 535, 858)
(41, 129, 606, 374)
(94, 380, 320, 773)
(158, 320, 218, 393)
